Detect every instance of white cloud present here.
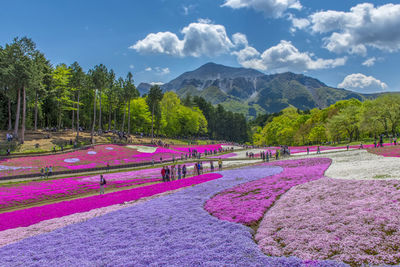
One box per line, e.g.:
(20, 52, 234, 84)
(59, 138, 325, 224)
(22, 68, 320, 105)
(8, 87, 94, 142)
(182, 5, 196, 15)
(130, 20, 234, 57)
(232, 33, 248, 47)
(338, 73, 388, 93)
(309, 3, 400, 55)
(150, 82, 164, 86)
(362, 57, 376, 67)
(129, 64, 134, 69)
(145, 67, 170, 75)
(288, 14, 310, 32)
(222, 0, 302, 18)
(131, 32, 184, 56)
(233, 40, 346, 72)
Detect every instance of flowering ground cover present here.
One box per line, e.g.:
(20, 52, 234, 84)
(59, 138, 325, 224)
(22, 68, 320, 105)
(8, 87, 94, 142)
(170, 144, 223, 153)
(0, 173, 222, 231)
(208, 152, 237, 159)
(205, 158, 331, 225)
(256, 178, 400, 266)
(0, 164, 345, 266)
(0, 168, 163, 210)
(0, 144, 229, 178)
(368, 144, 400, 158)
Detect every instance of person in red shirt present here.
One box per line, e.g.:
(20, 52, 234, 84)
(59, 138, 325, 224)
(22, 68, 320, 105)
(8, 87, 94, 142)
(161, 166, 166, 182)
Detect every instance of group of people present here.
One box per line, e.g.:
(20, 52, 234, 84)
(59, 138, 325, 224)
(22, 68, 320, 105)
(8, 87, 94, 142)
(40, 166, 53, 178)
(5, 133, 14, 142)
(161, 164, 187, 182)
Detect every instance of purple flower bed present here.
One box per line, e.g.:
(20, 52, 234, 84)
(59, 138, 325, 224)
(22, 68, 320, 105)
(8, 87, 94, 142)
(205, 158, 331, 225)
(256, 178, 400, 266)
(0, 164, 346, 266)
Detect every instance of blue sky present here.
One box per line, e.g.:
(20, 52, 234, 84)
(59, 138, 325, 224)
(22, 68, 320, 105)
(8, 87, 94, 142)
(1, 0, 400, 93)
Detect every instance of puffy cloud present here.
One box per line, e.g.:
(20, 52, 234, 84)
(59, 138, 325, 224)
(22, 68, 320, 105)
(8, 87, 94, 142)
(309, 3, 400, 55)
(130, 20, 234, 57)
(129, 64, 134, 69)
(145, 67, 170, 75)
(234, 40, 346, 72)
(288, 14, 310, 32)
(232, 33, 248, 47)
(338, 73, 388, 93)
(131, 32, 184, 56)
(362, 57, 376, 67)
(222, 0, 302, 18)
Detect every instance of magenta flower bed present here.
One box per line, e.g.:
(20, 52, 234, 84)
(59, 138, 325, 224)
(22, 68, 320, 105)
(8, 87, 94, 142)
(204, 158, 331, 225)
(0, 144, 225, 177)
(368, 145, 400, 158)
(0, 168, 163, 209)
(0, 172, 222, 231)
(256, 178, 400, 266)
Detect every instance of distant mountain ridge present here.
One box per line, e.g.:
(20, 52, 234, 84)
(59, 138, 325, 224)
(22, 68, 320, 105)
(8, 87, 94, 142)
(138, 62, 378, 118)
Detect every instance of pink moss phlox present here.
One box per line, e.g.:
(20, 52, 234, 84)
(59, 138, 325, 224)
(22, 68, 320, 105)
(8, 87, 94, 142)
(204, 158, 331, 225)
(0, 172, 222, 231)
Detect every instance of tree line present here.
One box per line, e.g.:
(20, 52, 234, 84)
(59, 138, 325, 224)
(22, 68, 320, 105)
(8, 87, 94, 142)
(252, 95, 400, 146)
(0, 37, 249, 144)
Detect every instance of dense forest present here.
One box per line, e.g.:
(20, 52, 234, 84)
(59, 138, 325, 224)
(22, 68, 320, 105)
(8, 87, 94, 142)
(0, 37, 249, 143)
(253, 95, 400, 146)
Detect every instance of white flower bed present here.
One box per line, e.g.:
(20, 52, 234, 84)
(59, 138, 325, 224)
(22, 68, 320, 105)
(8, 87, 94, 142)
(126, 145, 157, 153)
(296, 149, 400, 180)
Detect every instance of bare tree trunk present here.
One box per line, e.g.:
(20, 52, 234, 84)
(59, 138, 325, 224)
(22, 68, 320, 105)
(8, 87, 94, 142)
(76, 91, 80, 140)
(21, 86, 26, 144)
(121, 100, 126, 132)
(8, 97, 12, 131)
(13, 87, 21, 138)
(91, 90, 97, 144)
(34, 91, 38, 131)
(72, 103, 75, 131)
(127, 98, 131, 135)
(98, 88, 102, 133)
(113, 108, 117, 131)
(151, 104, 154, 141)
(57, 100, 62, 130)
(108, 102, 112, 131)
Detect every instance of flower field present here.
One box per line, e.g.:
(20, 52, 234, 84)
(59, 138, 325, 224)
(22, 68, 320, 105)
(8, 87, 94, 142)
(368, 144, 400, 158)
(256, 178, 400, 266)
(0, 144, 225, 177)
(205, 158, 331, 225)
(0, 164, 346, 266)
(0, 168, 163, 210)
(1, 146, 400, 266)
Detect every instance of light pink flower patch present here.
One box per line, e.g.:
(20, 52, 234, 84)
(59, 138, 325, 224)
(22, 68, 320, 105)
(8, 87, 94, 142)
(256, 178, 400, 266)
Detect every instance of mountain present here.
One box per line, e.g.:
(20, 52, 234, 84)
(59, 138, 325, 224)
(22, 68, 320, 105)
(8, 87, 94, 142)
(137, 83, 151, 96)
(144, 62, 377, 119)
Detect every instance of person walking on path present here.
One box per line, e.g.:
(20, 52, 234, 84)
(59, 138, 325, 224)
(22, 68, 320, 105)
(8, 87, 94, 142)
(40, 168, 44, 179)
(347, 144, 350, 151)
(218, 158, 222, 171)
(45, 166, 49, 178)
(161, 166, 166, 182)
(49, 166, 53, 177)
(165, 166, 170, 182)
(99, 174, 106, 195)
(171, 165, 176, 181)
(306, 147, 309, 155)
(317, 146, 321, 154)
(210, 161, 214, 172)
(106, 162, 110, 172)
(182, 164, 187, 179)
(177, 165, 182, 180)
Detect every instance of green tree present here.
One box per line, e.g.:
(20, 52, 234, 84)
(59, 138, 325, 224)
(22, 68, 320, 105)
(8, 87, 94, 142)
(146, 85, 163, 140)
